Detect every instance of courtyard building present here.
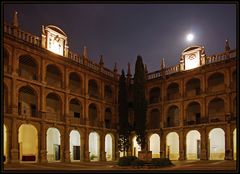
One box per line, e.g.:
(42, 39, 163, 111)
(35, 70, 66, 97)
(3, 12, 237, 164)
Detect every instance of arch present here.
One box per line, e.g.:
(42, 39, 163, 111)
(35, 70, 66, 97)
(4, 124, 8, 163)
(186, 78, 201, 96)
(148, 109, 160, 129)
(208, 128, 225, 160)
(104, 85, 112, 99)
(69, 130, 81, 161)
(208, 72, 225, 91)
(166, 132, 179, 160)
(233, 128, 236, 160)
(186, 130, 201, 160)
(105, 108, 112, 129)
(167, 105, 179, 127)
(18, 124, 38, 162)
(19, 55, 38, 80)
(46, 64, 63, 88)
(4, 47, 9, 72)
(88, 103, 98, 126)
(18, 86, 38, 117)
(46, 25, 67, 36)
(46, 92, 62, 121)
(69, 98, 82, 119)
(183, 45, 201, 53)
(69, 72, 82, 94)
(186, 102, 201, 125)
(89, 132, 100, 161)
(4, 83, 8, 113)
(149, 87, 161, 104)
(132, 136, 141, 157)
(88, 79, 99, 98)
(208, 98, 225, 122)
(105, 134, 113, 161)
(149, 133, 160, 158)
(46, 127, 61, 161)
(167, 82, 180, 100)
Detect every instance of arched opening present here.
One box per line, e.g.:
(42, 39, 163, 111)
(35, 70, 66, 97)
(88, 79, 98, 98)
(69, 72, 82, 94)
(88, 103, 98, 127)
(208, 72, 225, 91)
(186, 102, 201, 125)
(166, 132, 179, 160)
(4, 48, 9, 73)
(186, 78, 201, 96)
(148, 109, 160, 129)
(19, 55, 38, 80)
(69, 98, 82, 119)
(167, 83, 180, 100)
(186, 130, 201, 160)
(149, 87, 161, 104)
(208, 128, 225, 160)
(233, 128, 236, 160)
(89, 132, 100, 161)
(46, 64, 62, 88)
(4, 84, 8, 113)
(47, 127, 61, 162)
(104, 85, 112, 100)
(132, 136, 141, 157)
(167, 106, 179, 127)
(105, 134, 113, 161)
(4, 124, 7, 163)
(105, 108, 112, 129)
(18, 124, 38, 162)
(46, 93, 62, 121)
(149, 134, 160, 158)
(208, 98, 225, 122)
(70, 130, 81, 161)
(18, 86, 37, 117)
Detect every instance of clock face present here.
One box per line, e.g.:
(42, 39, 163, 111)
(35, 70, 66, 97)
(188, 54, 196, 60)
(185, 53, 200, 70)
(47, 33, 63, 56)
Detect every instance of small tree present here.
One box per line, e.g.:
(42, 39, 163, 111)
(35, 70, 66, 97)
(133, 55, 147, 150)
(118, 70, 130, 156)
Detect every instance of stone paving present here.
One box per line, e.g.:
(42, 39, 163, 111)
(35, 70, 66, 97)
(3, 160, 237, 172)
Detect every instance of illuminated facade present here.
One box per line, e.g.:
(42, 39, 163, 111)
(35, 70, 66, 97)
(3, 12, 237, 164)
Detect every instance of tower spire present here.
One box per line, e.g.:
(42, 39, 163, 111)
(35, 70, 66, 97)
(99, 55, 104, 66)
(12, 11, 19, 28)
(127, 62, 131, 76)
(83, 46, 88, 59)
(160, 58, 166, 70)
(114, 62, 118, 73)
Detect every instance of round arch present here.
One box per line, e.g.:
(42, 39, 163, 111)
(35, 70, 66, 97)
(18, 124, 38, 162)
(233, 128, 236, 160)
(4, 124, 8, 163)
(46, 127, 61, 162)
(132, 135, 141, 157)
(89, 132, 100, 161)
(149, 133, 160, 158)
(186, 130, 201, 160)
(69, 130, 81, 161)
(166, 132, 179, 160)
(105, 133, 114, 161)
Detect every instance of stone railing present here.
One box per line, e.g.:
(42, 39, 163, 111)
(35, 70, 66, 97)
(206, 50, 236, 64)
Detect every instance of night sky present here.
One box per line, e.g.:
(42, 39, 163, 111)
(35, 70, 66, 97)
(3, 3, 236, 73)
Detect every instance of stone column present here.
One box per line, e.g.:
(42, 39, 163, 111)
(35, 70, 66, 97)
(84, 130, 90, 161)
(64, 126, 70, 162)
(11, 78, 18, 115)
(200, 127, 208, 160)
(178, 130, 185, 160)
(10, 118, 19, 163)
(100, 133, 106, 161)
(12, 48, 18, 77)
(160, 132, 165, 158)
(80, 135, 85, 161)
(225, 124, 233, 160)
(39, 122, 47, 163)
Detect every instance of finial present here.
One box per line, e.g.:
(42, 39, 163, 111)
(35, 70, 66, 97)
(83, 46, 88, 58)
(12, 11, 19, 28)
(225, 39, 230, 52)
(127, 62, 131, 76)
(144, 64, 148, 74)
(99, 55, 104, 66)
(114, 62, 118, 73)
(160, 58, 166, 70)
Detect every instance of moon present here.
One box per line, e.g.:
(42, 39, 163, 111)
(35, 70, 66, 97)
(186, 33, 194, 42)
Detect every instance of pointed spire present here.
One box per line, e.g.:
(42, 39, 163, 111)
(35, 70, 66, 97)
(225, 39, 230, 52)
(114, 62, 118, 73)
(144, 64, 148, 74)
(127, 62, 131, 76)
(12, 11, 19, 28)
(160, 58, 166, 70)
(83, 46, 88, 58)
(99, 55, 104, 66)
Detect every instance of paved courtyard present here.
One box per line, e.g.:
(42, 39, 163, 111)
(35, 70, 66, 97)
(3, 160, 237, 172)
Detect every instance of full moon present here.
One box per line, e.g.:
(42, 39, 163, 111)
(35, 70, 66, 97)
(186, 33, 194, 42)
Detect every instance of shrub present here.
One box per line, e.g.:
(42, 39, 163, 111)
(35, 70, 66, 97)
(118, 156, 138, 166)
(131, 159, 145, 166)
(151, 158, 173, 167)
